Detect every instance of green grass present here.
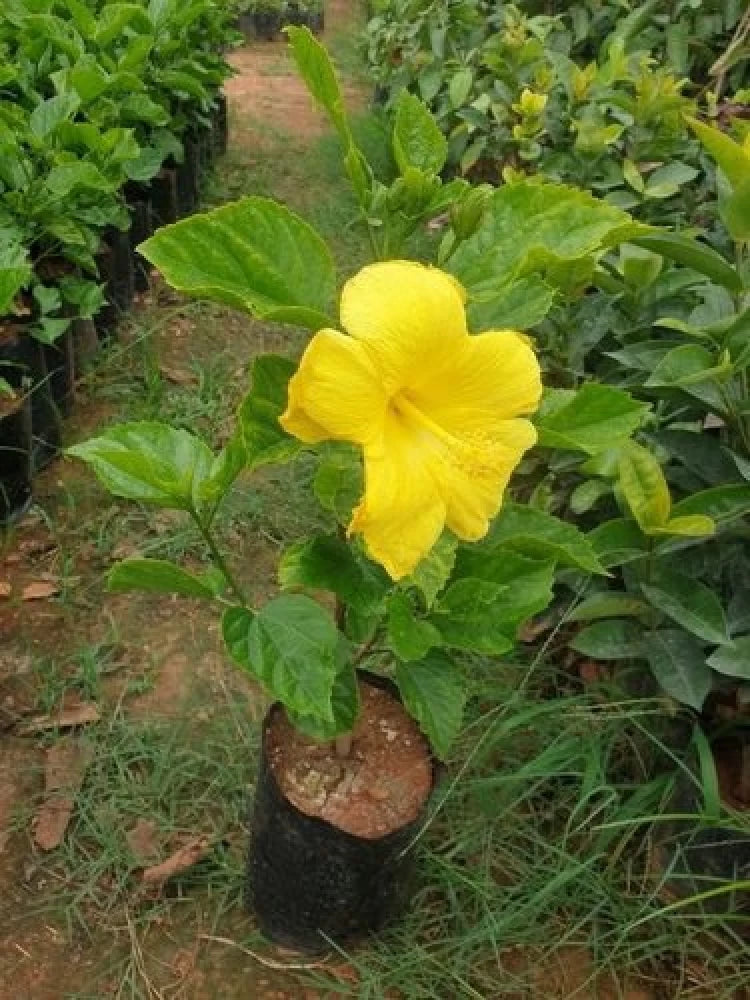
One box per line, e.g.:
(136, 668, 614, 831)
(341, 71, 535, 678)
(300, 666, 750, 998)
(19, 657, 749, 997)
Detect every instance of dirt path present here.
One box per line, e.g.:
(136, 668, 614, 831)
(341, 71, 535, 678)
(0, 5, 368, 998)
(226, 0, 367, 146)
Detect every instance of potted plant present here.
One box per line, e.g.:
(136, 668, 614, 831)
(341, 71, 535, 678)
(253, 0, 283, 41)
(306, 0, 324, 35)
(0, 382, 33, 525)
(0, 263, 82, 473)
(70, 245, 554, 948)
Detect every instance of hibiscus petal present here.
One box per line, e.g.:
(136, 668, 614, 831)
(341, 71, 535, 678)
(340, 261, 468, 394)
(349, 412, 446, 580)
(280, 329, 386, 445)
(439, 418, 538, 539)
(409, 329, 542, 422)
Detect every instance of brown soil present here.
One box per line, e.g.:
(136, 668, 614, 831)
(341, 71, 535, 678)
(226, 0, 368, 150)
(268, 679, 433, 838)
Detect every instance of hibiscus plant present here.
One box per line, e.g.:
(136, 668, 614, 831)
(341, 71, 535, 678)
(69, 257, 549, 757)
(68, 31, 657, 757)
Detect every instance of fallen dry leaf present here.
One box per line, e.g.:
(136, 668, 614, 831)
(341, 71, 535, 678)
(141, 836, 213, 885)
(126, 819, 161, 864)
(34, 739, 93, 850)
(0, 582, 11, 599)
(21, 581, 60, 601)
(578, 660, 610, 685)
(111, 541, 141, 561)
(159, 364, 198, 386)
(330, 963, 360, 985)
(20, 698, 101, 734)
(518, 616, 553, 643)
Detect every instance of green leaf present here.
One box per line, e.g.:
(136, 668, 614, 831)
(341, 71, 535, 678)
(395, 654, 466, 759)
(402, 533, 458, 608)
(569, 593, 650, 622)
(392, 91, 447, 175)
(487, 503, 607, 574)
(279, 533, 387, 615)
(723, 178, 750, 241)
(431, 578, 514, 654)
(387, 592, 442, 661)
(286, 26, 349, 142)
(449, 181, 647, 329)
(287, 661, 360, 743)
(465, 274, 555, 331)
(570, 478, 611, 514)
(108, 558, 219, 599)
(33, 318, 71, 346)
(536, 384, 648, 455)
(30, 93, 80, 139)
(238, 355, 300, 470)
(67, 422, 214, 512)
(656, 515, 716, 538)
(655, 428, 741, 487)
(46, 162, 113, 199)
(623, 159, 645, 193)
(618, 442, 671, 534)
(313, 445, 362, 522)
(670, 484, 750, 523)
(198, 434, 247, 517)
(222, 597, 341, 734)
(645, 345, 729, 388)
(69, 59, 109, 102)
(95, 3, 151, 46)
(451, 548, 555, 632)
(126, 145, 166, 183)
(687, 116, 750, 191)
(644, 162, 699, 199)
(139, 198, 336, 330)
(570, 620, 643, 659)
(631, 233, 741, 294)
(449, 68, 473, 109)
(0, 266, 30, 314)
(644, 629, 713, 710)
(641, 569, 728, 644)
(620, 245, 662, 289)
(707, 637, 750, 680)
(588, 518, 648, 568)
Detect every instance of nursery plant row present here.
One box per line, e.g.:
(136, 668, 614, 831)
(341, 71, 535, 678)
(356, 0, 750, 885)
(0, 0, 237, 525)
(233, 0, 324, 42)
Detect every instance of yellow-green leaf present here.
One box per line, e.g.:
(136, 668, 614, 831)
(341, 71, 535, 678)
(686, 116, 750, 191)
(618, 441, 671, 534)
(653, 514, 716, 537)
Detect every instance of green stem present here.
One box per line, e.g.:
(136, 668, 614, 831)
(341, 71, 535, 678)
(365, 219, 381, 262)
(191, 509, 249, 606)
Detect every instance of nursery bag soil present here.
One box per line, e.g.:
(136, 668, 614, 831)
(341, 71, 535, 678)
(0, 393, 33, 524)
(250, 673, 437, 952)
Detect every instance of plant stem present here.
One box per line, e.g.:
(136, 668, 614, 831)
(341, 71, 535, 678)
(191, 509, 249, 606)
(335, 732, 353, 758)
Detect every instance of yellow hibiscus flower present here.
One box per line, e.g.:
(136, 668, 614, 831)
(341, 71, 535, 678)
(280, 261, 542, 580)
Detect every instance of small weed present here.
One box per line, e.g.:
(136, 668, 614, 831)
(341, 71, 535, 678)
(33, 636, 123, 711)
